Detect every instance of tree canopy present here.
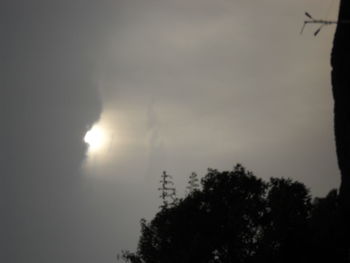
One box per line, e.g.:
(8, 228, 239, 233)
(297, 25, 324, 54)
(121, 164, 347, 263)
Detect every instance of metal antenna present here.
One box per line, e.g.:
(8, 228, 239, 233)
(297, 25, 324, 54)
(300, 11, 339, 36)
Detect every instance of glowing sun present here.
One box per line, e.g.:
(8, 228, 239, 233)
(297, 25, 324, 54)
(84, 124, 108, 153)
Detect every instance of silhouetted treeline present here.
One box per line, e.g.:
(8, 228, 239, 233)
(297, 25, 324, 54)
(120, 164, 348, 263)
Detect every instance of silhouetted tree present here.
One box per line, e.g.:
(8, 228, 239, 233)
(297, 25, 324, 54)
(121, 165, 347, 263)
(186, 172, 200, 194)
(309, 189, 348, 262)
(255, 178, 312, 263)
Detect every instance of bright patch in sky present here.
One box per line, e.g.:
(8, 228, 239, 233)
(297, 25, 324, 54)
(82, 112, 121, 172)
(84, 124, 108, 153)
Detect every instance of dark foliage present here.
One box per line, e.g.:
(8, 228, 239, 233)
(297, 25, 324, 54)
(186, 172, 200, 194)
(121, 164, 347, 263)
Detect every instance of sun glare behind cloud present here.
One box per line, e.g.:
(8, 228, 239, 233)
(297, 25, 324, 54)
(84, 124, 108, 153)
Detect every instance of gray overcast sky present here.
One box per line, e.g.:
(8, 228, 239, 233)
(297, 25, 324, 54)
(1, 0, 340, 262)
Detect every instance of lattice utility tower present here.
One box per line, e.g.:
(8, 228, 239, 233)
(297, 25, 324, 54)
(158, 171, 176, 209)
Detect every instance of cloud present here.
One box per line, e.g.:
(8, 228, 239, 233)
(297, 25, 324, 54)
(1, 1, 117, 262)
(96, 0, 339, 196)
(1, 0, 340, 262)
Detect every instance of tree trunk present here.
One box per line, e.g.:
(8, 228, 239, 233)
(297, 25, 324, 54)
(331, 0, 350, 258)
